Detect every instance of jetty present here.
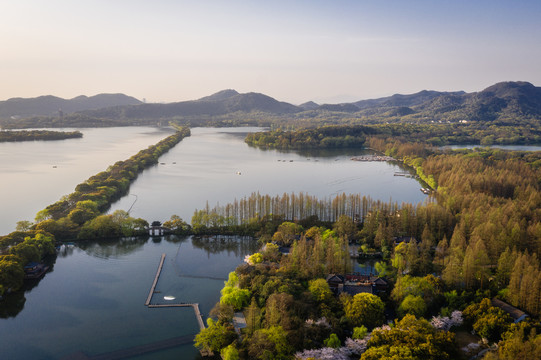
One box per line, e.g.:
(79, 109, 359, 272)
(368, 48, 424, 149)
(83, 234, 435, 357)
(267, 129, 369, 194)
(148, 303, 206, 331)
(144, 254, 210, 356)
(145, 254, 206, 331)
(145, 253, 166, 306)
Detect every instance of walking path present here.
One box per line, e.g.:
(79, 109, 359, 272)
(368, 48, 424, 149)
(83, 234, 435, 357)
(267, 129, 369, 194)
(144, 253, 166, 306)
(62, 253, 210, 360)
(145, 253, 206, 331)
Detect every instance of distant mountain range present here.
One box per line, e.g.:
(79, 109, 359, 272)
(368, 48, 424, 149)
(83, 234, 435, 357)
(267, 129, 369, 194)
(1, 81, 540, 127)
(0, 94, 142, 118)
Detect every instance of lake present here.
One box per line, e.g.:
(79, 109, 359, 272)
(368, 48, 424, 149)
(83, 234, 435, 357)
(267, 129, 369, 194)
(0, 126, 176, 235)
(1, 126, 427, 235)
(0, 126, 428, 359)
(108, 127, 428, 224)
(0, 235, 259, 360)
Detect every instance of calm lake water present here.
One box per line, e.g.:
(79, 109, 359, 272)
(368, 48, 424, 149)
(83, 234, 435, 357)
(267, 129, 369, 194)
(108, 127, 427, 224)
(0, 235, 259, 360)
(0, 126, 175, 235)
(0, 126, 429, 359)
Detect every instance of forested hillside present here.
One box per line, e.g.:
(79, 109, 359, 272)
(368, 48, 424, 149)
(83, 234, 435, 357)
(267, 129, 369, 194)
(0, 93, 141, 118)
(2, 82, 540, 129)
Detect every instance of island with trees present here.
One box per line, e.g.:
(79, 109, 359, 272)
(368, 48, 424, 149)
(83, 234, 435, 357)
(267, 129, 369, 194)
(0, 129, 83, 142)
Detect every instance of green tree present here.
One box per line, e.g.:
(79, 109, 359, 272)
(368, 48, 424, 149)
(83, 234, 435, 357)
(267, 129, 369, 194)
(343, 292, 385, 329)
(353, 325, 368, 339)
(333, 215, 357, 242)
(0, 256, 25, 292)
(361, 314, 457, 360)
(484, 325, 541, 360)
(265, 293, 300, 331)
(308, 278, 333, 303)
(463, 298, 512, 342)
(163, 214, 191, 234)
(247, 326, 293, 360)
(245, 297, 262, 334)
(272, 222, 303, 246)
(194, 318, 237, 354)
(221, 344, 240, 360)
(398, 295, 427, 318)
(261, 242, 281, 262)
(9, 241, 40, 264)
(391, 275, 442, 312)
(324, 333, 341, 348)
(247, 253, 263, 265)
(68, 200, 100, 225)
(220, 286, 251, 311)
(15, 221, 33, 232)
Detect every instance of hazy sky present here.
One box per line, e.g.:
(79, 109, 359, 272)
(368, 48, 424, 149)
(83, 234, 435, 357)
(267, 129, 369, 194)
(2, 0, 540, 104)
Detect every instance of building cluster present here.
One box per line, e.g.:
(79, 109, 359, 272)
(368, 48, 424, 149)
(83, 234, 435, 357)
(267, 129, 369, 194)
(326, 274, 389, 296)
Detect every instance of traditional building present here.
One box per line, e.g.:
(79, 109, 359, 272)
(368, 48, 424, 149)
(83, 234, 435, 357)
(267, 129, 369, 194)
(326, 273, 388, 296)
(491, 298, 529, 323)
(149, 221, 165, 236)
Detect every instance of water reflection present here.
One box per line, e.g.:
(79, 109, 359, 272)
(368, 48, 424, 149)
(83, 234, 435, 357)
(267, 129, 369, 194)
(78, 236, 149, 259)
(0, 235, 255, 359)
(0, 290, 26, 318)
(0, 254, 58, 318)
(191, 235, 259, 257)
(354, 258, 379, 276)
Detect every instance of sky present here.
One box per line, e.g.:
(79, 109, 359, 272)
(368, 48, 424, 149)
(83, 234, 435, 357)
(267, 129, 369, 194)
(1, 0, 541, 104)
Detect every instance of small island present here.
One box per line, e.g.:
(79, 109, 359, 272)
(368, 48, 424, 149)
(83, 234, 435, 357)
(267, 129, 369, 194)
(0, 130, 83, 142)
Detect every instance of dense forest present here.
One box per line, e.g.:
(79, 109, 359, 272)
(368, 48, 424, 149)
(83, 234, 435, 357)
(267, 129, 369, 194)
(1, 121, 540, 358)
(245, 123, 541, 149)
(0, 130, 82, 142)
(189, 129, 541, 359)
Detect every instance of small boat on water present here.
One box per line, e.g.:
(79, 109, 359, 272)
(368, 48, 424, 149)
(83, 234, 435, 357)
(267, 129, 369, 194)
(24, 262, 49, 279)
(164, 296, 176, 301)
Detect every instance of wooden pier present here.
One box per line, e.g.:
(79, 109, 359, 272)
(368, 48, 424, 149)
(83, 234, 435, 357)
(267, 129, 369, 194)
(147, 303, 205, 331)
(145, 253, 166, 306)
(63, 254, 210, 360)
(142, 254, 210, 356)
